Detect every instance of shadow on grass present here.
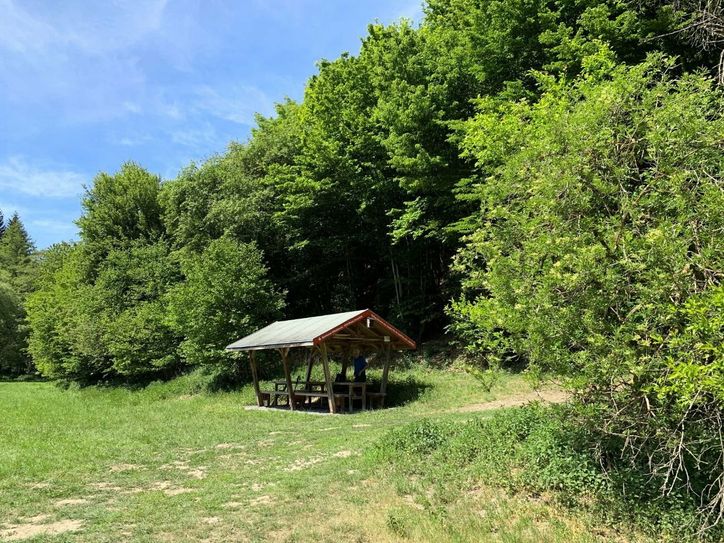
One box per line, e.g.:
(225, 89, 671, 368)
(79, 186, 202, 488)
(374, 376, 431, 408)
(0, 375, 46, 383)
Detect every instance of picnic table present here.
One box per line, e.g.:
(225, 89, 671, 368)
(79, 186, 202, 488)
(271, 380, 367, 412)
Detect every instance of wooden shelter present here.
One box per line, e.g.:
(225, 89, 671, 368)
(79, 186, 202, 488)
(225, 309, 416, 414)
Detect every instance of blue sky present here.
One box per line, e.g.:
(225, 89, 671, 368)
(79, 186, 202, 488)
(0, 0, 422, 249)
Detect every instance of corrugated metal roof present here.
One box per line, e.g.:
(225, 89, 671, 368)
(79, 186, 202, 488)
(226, 309, 368, 351)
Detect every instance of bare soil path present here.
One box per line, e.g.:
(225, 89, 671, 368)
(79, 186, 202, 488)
(453, 387, 570, 413)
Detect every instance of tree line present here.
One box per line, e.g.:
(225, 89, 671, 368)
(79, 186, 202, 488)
(1, 0, 722, 530)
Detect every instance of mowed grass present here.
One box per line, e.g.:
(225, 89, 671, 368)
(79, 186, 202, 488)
(0, 366, 646, 542)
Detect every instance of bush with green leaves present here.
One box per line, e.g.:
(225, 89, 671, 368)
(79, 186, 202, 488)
(450, 54, 724, 527)
(166, 237, 285, 370)
(375, 406, 718, 541)
(27, 163, 286, 383)
(27, 165, 182, 382)
(0, 278, 27, 375)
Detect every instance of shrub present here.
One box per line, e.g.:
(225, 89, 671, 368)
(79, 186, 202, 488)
(450, 56, 724, 529)
(376, 405, 721, 541)
(166, 237, 285, 371)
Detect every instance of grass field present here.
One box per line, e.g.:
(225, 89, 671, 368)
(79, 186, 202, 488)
(0, 364, 651, 542)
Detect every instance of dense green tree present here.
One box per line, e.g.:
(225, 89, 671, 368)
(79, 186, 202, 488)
(77, 162, 164, 261)
(166, 237, 284, 369)
(235, 0, 711, 337)
(0, 213, 35, 375)
(28, 160, 286, 382)
(451, 55, 723, 524)
(0, 213, 35, 295)
(0, 273, 28, 375)
(27, 166, 181, 381)
(26, 244, 96, 380)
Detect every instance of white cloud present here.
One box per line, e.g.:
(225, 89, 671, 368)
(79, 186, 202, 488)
(27, 218, 79, 235)
(194, 84, 275, 126)
(170, 123, 222, 149)
(0, 200, 26, 217)
(0, 0, 168, 55)
(159, 101, 183, 120)
(123, 101, 143, 114)
(395, 1, 424, 23)
(0, 0, 62, 53)
(0, 157, 86, 198)
(119, 137, 146, 147)
(108, 132, 153, 147)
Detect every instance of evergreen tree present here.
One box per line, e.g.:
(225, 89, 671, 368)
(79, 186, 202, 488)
(0, 212, 35, 295)
(0, 212, 34, 376)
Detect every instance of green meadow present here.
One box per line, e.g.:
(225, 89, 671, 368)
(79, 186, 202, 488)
(0, 366, 656, 543)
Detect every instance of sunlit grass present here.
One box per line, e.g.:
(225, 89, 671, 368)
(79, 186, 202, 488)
(0, 367, 639, 542)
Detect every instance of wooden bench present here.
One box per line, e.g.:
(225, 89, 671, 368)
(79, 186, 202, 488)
(267, 386, 384, 411)
(267, 389, 347, 410)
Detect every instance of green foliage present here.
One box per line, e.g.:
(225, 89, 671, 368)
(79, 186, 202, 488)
(98, 241, 180, 376)
(77, 162, 164, 258)
(376, 406, 719, 541)
(0, 212, 36, 296)
(166, 237, 285, 369)
(27, 166, 181, 382)
(28, 163, 285, 383)
(451, 55, 724, 527)
(0, 213, 35, 375)
(0, 279, 28, 375)
(658, 286, 724, 406)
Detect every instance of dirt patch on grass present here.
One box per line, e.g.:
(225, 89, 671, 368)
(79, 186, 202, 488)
(215, 443, 245, 450)
(0, 519, 83, 541)
(160, 460, 207, 479)
(150, 481, 194, 496)
(251, 482, 276, 492)
(187, 468, 206, 479)
(88, 482, 124, 492)
(333, 450, 353, 458)
(23, 482, 50, 489)
(54, 498, 88, 507)
(249, 495, 275, 507)
(284, 455, 326, 472)
(110, 463, 143, 472)
(160, 460, 189, 470)
(454, 388, 570, 412)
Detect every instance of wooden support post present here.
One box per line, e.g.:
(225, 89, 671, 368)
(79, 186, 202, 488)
(319, 343, 337, 414)
(340, 345, 350, 381)
(280, 348, 295, 411)
(304, 349, 314, 391)
(380, 343, 392, 407)
(248, 351, 263, 407)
